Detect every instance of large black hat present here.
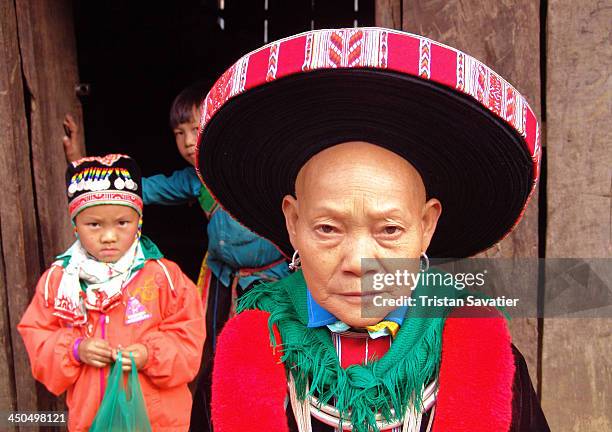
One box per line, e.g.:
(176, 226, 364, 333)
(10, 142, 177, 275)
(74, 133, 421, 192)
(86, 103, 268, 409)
(196, 28, 540, 258)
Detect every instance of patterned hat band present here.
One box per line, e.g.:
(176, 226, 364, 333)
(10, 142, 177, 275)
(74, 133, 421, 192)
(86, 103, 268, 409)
(69, 191, 143, 219)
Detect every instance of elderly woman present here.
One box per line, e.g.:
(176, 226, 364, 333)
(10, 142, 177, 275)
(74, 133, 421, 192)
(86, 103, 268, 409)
(195, 28, 549, 432)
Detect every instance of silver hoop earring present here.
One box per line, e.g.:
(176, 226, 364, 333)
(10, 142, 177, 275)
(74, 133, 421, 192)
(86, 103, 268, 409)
(420, 252, 430, 272)
(289, 250, 301, 271)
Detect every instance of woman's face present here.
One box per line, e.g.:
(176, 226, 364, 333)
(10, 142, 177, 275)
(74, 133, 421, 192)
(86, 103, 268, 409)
(283, 142, 441, 327)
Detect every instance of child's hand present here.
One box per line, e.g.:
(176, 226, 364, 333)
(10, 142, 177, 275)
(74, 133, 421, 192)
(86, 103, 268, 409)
(62, 114, 84, 163)
(78, 338, 113, 368)
(112, 343, 148, 371)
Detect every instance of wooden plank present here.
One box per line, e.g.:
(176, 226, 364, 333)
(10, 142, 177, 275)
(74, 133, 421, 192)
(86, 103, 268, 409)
(0, 0, 44, 419)
(375, 0, 402, 29)
(402, 0, 542, 387)
(545, 0, 611, 257)
(15, 0, 81, 268)
(12, 0, 83, 421)
(542, 0, 611, 429)
(542, 319, 611, 430)
(0, 234, 16, 422)
(0, 0, 18, 421)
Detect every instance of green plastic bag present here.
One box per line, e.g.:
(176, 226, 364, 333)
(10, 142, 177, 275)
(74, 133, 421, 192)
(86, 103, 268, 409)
(90, 351, 152, 432)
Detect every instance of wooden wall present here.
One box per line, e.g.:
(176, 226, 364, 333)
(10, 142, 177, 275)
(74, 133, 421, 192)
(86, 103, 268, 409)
(375, 0, 542, 385)
(403, 0, 542, 387)
(376, 0, 611, 429)
(0, 0, 81, 430)
(542, 0, 611, 430)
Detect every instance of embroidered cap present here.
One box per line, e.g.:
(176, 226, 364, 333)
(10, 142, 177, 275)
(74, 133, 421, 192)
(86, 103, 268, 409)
(66, 154, 143, 219)
(196, 27, 541, 258)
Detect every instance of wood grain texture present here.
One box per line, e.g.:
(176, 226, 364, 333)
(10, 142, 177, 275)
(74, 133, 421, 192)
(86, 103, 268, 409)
(375, 0, 402, 29)
(545, 1, 611, 258)
(0, 1, 18, 420)
(402, 0, 541, 119)
(401, 0, 542, 387)
(0, 0, 44, 418)
(543, 0, 611, 429)
(542, 319, 611, 431)
(0, 239, 16, 422)
(12, 0, 83, 422)
(15, 0, 82, 267)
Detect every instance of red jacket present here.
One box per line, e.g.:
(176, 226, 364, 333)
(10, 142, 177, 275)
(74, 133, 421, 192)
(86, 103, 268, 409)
(211, 309, 520, 432)
(18, 258, 205, 432)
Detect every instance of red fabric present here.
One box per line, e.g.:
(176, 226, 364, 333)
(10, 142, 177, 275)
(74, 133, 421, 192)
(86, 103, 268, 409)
(18, 259, 205, 432)
(335, 334, 392, 368)
(212, 308, 515, 432)
(245, 45, 270, 89)
(433, 307, 515, 432)
(430, 43, 458, 89)
(197, 28, 539, 176)
(386, 32, 420, 75)
(276, 35, 308, 78)
(211, 310, 288, 432)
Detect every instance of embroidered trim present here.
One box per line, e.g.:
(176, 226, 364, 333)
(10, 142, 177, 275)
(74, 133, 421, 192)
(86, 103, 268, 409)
(69, 191, 143, 218)
(71, 154, 130, 168)
(267, 42, 280, 82)
(199, 28, 537, 163)
(418, 38, 431, 79)
(303, 29, 389, 70)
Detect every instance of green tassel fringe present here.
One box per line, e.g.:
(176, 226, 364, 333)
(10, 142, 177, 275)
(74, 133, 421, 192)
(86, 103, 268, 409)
(238, 269, 467, 432)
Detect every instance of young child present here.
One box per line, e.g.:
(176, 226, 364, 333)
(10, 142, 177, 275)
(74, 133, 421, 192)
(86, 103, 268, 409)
(62, 82, 290, 431)
(18, 154, 206, 432)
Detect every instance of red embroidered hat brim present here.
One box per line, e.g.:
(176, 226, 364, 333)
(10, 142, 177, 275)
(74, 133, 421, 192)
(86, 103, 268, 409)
(196, 28, 541, 259)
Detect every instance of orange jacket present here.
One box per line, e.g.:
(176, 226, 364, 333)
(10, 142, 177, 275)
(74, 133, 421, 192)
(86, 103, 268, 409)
(18, 258, 205, 432)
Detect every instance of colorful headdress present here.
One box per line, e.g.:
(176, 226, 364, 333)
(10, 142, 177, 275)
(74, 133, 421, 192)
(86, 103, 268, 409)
(196, 28, 541, 258)
(66, 154, 143, 219)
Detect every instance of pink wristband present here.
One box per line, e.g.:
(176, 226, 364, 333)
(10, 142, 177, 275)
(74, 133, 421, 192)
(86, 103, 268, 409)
(73, 337, 84, 363)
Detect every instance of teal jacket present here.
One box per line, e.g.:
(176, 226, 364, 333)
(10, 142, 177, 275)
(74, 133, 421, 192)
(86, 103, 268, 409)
(143, 167, 289, 288)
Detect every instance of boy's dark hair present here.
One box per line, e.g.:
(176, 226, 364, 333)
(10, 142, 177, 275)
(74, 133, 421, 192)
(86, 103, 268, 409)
(169, 81, 212, 128)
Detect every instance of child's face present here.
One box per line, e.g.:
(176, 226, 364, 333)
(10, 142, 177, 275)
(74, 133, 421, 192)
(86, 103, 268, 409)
(173, 105, 201, 167)
(74, 205, 141, 263)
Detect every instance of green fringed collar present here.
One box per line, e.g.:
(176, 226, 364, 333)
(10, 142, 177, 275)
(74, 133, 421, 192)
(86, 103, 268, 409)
(237, 269, 468, 432)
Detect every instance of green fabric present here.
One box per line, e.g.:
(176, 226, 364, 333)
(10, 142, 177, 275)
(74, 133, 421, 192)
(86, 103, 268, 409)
(90, 352, 152, 432)
(137, 235, 164, 261)
(238, 269, 471, 432)
(198, 184, 218, 215)
(57, 252, 71, 269)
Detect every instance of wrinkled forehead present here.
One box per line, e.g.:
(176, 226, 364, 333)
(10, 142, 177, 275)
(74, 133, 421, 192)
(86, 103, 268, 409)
(295, 142, 427, 202)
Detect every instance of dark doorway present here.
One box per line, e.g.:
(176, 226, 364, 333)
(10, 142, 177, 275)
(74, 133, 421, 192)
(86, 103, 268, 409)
(73, 0, 374, 281)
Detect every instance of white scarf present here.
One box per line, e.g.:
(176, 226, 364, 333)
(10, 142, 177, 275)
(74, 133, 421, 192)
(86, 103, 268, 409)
(53, 239, 143, 325)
